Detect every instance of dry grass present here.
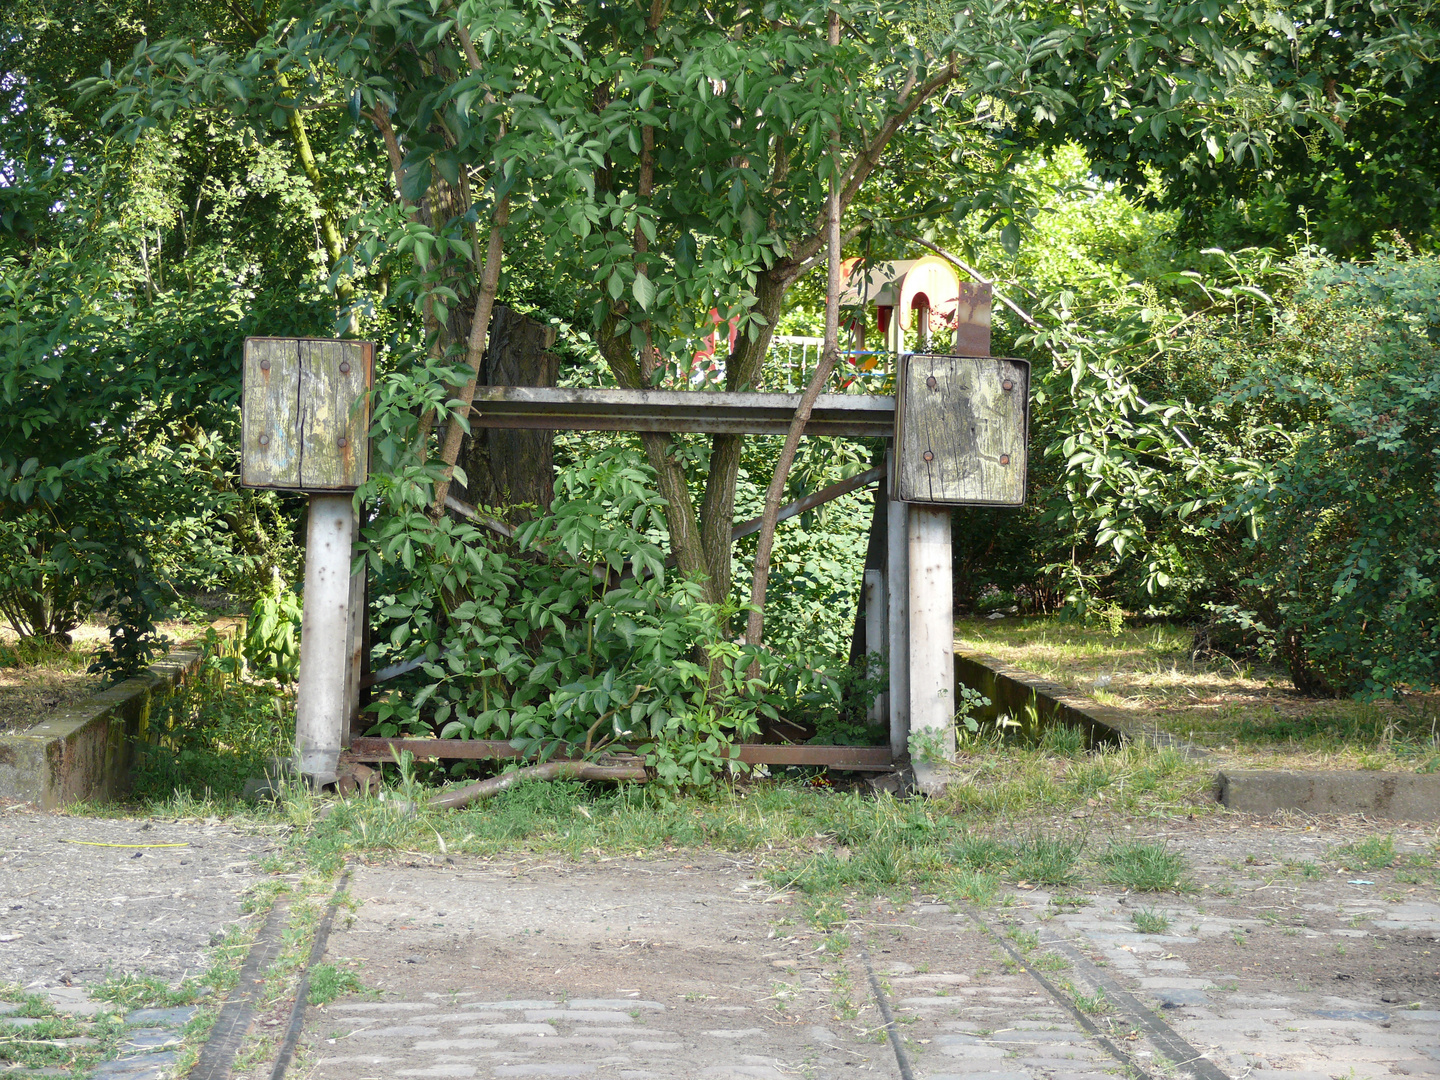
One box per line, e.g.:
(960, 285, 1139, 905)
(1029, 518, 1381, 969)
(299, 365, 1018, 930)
(955, 616, 1440, 773)
(0, 617, 216, 734)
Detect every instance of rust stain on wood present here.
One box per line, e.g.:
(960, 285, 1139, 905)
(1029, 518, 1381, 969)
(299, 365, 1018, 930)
(894, 354, 1028, 506)
(241, 338, 372, 491)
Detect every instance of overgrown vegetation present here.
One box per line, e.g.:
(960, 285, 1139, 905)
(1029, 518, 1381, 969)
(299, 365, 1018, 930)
(3, 0, 1440, 787)
(130, 633, 294, 803)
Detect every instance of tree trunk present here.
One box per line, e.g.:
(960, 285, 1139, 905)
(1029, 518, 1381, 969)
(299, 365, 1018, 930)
(455, 306, 560, 521)
(698, 272, 788, 603)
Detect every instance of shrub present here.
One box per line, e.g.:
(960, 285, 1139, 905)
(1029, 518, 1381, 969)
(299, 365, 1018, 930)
(1220, 252, 1440, 696)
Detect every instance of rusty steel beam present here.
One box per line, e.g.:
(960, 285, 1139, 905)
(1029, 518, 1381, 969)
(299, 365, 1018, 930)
(469, 386, 895, 438)
(345, 737, 895, 771)
(733, 744, 894, 770)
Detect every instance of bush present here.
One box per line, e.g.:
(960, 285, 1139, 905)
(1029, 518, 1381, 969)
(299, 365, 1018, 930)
(361, 445, 782, 786)
(1219, 252, 1440, 696)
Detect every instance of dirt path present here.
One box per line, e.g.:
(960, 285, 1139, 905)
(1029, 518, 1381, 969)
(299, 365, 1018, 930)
(269, 817, 1440, 1080)
(0, 803, 279, 990)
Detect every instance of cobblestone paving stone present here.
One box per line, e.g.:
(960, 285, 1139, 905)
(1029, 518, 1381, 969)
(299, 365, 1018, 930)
(1005, 889, 1440, 1080)
(855, 902, 1126, 1080)
(274, 852, 1438, 1080)
(280, 857, 897, 1079)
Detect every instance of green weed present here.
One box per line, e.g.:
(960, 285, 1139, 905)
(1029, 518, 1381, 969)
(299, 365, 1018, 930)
(1330, 835, 1396, 871)
(1032, 951, 1069, 972)
(92, 973, 202, 1010)
(1099, 841, 1190, 892)
(1067, 984, 1109, 1014)
(1014, 834, 1086, 886)
(308, 964, 366, 1006)
(949, 833, 1014, 871)
(940, 869, 1001, 906)
(1038, 723, 1088, 757)
(1006, 928, 1039, 952)
(1131, 907, 1172, 934)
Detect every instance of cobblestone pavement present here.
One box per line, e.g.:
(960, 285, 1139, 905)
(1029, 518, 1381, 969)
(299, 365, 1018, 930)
(887, 894, 1440, 1080)
(272, 851, 1439, 1080)
(0, 992, 196, 1080)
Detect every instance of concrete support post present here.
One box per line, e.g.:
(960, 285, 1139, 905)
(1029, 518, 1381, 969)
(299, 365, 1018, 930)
(295, 493, 357, 785)
(908, 505, 954, 773)
(864, 569, 887, 725)
(886, 452, 910, 760)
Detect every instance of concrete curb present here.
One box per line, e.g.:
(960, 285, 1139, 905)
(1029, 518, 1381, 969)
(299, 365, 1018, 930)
(1217, 768, 1440, 821)
(954, 647, 1202, 753)
(951, 648, 1438, 822)
(0, 617, 245, 808)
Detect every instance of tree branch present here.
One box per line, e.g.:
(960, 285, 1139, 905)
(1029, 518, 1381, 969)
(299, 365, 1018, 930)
(745, 10, 845, 661)
(779, 58, 960, 282)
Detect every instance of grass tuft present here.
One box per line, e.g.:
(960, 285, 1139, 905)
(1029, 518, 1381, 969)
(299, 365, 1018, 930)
(1330, 835, 1396, 871)
(1014, 834, 1086, 886)
(307, 964, 366, 1006)
(949, 833, 1014, 871)
(92, 972, 202, 1010)
(1099, 841, 1190, 892)
(1131, 907, 1172, 934)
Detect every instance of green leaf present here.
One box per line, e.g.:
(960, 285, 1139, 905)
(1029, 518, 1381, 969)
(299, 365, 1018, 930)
(632, 273, 656, 311)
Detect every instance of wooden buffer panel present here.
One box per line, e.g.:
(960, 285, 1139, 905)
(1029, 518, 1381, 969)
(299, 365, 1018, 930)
(894, 353, 1028, 506)
(241, 337, 374, 491)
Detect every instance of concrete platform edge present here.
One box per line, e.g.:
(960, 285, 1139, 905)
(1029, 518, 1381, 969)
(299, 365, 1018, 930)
(1217, 768, 1440, 821)
(0, 617, 244, 808)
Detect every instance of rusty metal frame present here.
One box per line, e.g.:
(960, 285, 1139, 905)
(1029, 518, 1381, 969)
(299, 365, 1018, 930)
(344, 737, 895, 772)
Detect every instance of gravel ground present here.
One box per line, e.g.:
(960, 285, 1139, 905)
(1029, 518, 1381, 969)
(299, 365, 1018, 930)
(0, 802, 281, 990)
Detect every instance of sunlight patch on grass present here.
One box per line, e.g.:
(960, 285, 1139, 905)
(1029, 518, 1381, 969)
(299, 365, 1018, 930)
(955, 616, 1440, 769)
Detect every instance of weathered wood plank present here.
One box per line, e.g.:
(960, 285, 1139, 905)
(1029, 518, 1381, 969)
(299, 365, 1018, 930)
(241, 339, 301, 488)
(469, 386, 896, 437)
(894, 354, 1028, 506)
(298, 340, 370, 489)
(241, 337, 372, 491)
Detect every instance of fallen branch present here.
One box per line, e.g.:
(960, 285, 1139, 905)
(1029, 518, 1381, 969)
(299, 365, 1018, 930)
(429, 760, 647, 810)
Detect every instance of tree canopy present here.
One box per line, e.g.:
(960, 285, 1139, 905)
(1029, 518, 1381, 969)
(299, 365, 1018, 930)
(3, 0, 1438, 746)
